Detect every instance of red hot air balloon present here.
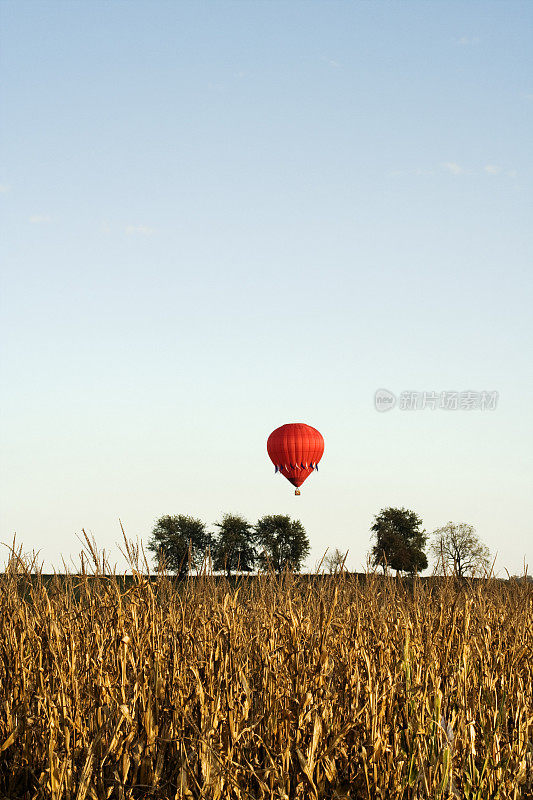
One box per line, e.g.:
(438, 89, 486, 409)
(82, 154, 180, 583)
(267, 423, 324, 495)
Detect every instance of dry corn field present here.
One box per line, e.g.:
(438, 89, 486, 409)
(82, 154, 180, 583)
(1, 550, 532, 799)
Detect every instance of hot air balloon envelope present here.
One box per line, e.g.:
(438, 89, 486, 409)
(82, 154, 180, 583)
(267, 423, 324, 490)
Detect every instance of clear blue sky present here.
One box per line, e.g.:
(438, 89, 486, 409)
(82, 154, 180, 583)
(1, 1, 532, 574)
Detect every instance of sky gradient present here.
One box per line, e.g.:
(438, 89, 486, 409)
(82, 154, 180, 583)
(1, 1, 532, 574)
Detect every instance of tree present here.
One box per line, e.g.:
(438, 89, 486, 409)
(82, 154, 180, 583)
(255, 515, 310, 573)
(148, 515, 208, 578)
(212, 513, 256, 577)
(370, 507, 428, 574)
(324, 548, 348, 574)
(430, 522, 490, 577)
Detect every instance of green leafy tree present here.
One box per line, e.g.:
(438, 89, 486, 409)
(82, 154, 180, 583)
(430, 522, 490, 577)
(148, 515, 208, 578)
(212, 513, 256, 577)
(255, 514, 310, 573)
(370, 507, 428, 574)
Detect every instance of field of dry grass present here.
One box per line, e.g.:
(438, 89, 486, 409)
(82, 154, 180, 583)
(1, 540, 532, 799)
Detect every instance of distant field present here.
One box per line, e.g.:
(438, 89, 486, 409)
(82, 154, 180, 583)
(1, 565, 531, 799)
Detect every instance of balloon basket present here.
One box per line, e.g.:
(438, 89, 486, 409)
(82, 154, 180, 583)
(294, 489, 301, 496)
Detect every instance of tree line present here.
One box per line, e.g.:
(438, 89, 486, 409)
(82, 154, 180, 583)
(148, 507, 491, 579)
(369, 507, 491, 577)
(148, 513, 310, 578)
